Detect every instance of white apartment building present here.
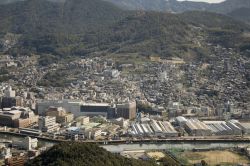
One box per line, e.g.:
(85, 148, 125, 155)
(38, 116, 60, 132)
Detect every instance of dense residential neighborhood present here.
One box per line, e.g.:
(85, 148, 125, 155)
(0, 42, 249, 164)
(0, 0, 250, 165)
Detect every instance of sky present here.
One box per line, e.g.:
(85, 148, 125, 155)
(177, 0, 225, 3)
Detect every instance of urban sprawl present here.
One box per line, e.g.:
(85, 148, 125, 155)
(0, 44, 249, 165)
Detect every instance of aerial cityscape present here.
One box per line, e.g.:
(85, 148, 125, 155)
(0, 0, 250, 165)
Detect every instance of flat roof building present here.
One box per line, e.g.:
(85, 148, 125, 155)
(37, 100, 112, 118)
(45, 107, 74, 124)
(38, 116, 60, 133)
(80, 103, 110, 117)
(116, 101, 136, 120)
(184, 119, 212, 136)
(0, 107, 38, 128)
(37, 100, 82, 116)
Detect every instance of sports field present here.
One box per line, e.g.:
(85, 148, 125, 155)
(147, 151, 165, 160)
(182, 150, 250, 165)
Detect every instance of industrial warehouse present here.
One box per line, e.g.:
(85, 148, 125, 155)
(128, 116, 250, 138)
(173, 117, 250, 137)
(130, 120, 178, 137)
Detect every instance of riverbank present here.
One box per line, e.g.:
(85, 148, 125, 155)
(1, 131, 250, 145)
(2, 132, 250, 166)
(1, 131, 250, 154)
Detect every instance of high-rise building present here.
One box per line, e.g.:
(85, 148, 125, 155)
(38, 116, 60, 133)
(1, 97, 17, 109)
(1, 96, 23, 109)
(13, 137, 38, 151)
(116, 101, 136, 119)
(25, 137, 38, 151)
(45, 107, 74, 124)
(4, 86, 15, 98)
(75, 116, 89, 125)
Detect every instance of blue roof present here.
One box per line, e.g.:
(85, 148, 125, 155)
(67, 127, 80, 131)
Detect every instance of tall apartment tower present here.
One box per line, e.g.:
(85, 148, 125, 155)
(38, 116, 60, 132)
(4, 86, 15, 98)
(116, 101, 136, 119)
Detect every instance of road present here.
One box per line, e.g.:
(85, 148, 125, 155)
(1, 130, 250, 145)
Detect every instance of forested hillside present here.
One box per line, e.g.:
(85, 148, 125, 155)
(228, 8, 250, 24)
(0, 0, 249, 60)
(25, 142, 158, 166)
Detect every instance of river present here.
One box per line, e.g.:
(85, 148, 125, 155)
(101, 142, 250, 152)
(1, 133, 250, 153)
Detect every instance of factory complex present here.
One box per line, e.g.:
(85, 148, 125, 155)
(129, 116, 250, 138)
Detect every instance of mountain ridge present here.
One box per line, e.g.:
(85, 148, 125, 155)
(228, 7, 250, 24)
(0, 0, 249, 60)
(2, 0, 250, 14)
(1, 0, 250, 24)
(102, 0, 250, 14)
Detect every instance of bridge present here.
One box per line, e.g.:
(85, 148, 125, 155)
(1, 131, 250, 145)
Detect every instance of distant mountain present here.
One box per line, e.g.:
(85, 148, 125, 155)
(0, 0, 126, 34)
(0, 0, 128, 54)
(228, 8, 250, 24)
(170, 0, 209, 12)
(25, 142, 158, 166)
(0, 0, 23, 4)
(102, 0, 209, 12)
(0, 0, 65, 4)
(103, 0, 250, 14)
(84, 10, 249, 58)
(102, 0, 250, 24)
(103, 0, 171, 11)
(0, 0, 249, 60)
(208, 0, 250, 14)
(1, 0, 250, 15)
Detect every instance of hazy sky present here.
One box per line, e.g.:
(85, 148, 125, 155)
(177, 0, 225, 3)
